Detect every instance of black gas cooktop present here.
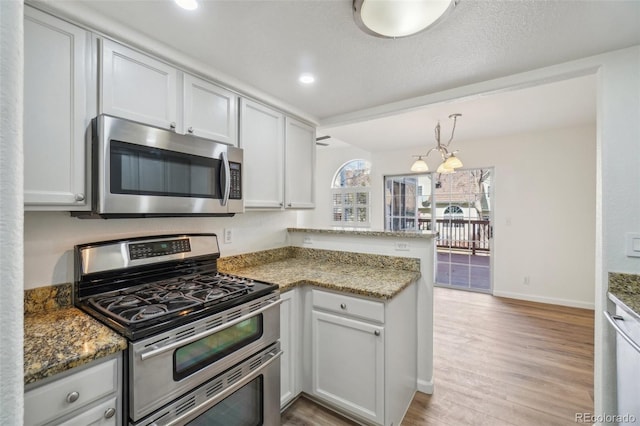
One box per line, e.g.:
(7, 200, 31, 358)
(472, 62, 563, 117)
(74, 234, 278, 340)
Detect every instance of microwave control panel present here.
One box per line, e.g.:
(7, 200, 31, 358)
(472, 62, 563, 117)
(229, 162, 242, 200)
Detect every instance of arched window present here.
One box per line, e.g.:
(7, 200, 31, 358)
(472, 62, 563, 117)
(331, 159, 371, 226)
(443, 205, 464, 218)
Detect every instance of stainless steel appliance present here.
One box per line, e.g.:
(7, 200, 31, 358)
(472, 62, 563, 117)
(74, 234, 281, 425)
(606, 294, 640, 422)
(73, 115, 244, 218)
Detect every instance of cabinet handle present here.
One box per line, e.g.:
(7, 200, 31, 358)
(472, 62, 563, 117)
(288, 203, 292, 207)
(188, 127, 194, 134)
(104, 407, 116, 419)
(279, 202, 283, 207)
(66, 391, 79, 403)
(374, 330, 380, 336)
(74, 193, 85, 202)
(340, 303, 347, 310)
(169, 122, 176, 130)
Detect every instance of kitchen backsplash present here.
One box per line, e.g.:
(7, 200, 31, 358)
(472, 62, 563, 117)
(24, 283, 72, 315)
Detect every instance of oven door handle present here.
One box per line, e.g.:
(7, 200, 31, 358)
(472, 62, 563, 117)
(605, 311, 640, 354)
(164, 348, 283, 426)
(139, 298, 282, 361)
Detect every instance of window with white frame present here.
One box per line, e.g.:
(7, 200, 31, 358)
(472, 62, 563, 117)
(331, 159, 371, 227)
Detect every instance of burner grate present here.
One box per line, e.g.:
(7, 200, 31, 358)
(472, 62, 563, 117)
(87, 272, 254, 325)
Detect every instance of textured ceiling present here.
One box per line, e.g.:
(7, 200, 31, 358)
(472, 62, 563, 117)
(43, 0, 637, 152)
(319, 74, 597, 151)
(61, 0, 640, 123)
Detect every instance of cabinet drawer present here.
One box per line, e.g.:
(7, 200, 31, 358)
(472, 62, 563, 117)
(312, 289, 384, 323)
(25, 358, 118, 426)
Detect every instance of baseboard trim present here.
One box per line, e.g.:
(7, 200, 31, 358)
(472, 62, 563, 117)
(417, 378, 434, 394)
(492, 290, 595, 310)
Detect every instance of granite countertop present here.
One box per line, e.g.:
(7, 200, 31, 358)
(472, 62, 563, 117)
(608, 272, 640, 320)
(24, 284, 127, 386)
(24, 246, 419, 386)
(220, 247, 421, 300)
(287, 227, 437, 239)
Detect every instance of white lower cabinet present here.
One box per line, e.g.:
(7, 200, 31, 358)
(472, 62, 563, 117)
(308, 286, 417, 426)
(312, 310, 385, 424)
(280, 289, 300, 408)
(57, 397, 118, 426)
(24, 354, 122, 426)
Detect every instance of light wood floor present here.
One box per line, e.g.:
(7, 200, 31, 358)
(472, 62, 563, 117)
(281, 287, 594, 426)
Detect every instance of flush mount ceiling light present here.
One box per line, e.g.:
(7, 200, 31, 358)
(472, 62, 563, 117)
(353, 0, 457, 38)
(175, 0, 198, 11)
(298, 73, 316, 84)
(411, 113, 463, 173)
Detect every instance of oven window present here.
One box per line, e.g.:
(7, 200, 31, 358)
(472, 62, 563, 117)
(110, 140, 222, 198)
(186, 376, 263, 426)
(174, 316, 263, 380)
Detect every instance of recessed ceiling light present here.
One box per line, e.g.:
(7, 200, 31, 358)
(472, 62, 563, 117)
(175, 0, 198, 11)
(299, 73, 315, 85)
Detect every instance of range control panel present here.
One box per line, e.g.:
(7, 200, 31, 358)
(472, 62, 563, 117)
(229, 162, 242, 200)
(129, 238, 191, 260)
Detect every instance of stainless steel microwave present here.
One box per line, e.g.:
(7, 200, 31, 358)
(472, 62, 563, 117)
(73, 115, 243, 218)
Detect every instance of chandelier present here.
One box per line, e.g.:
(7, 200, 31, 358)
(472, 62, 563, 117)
(410, 113, 463, 174)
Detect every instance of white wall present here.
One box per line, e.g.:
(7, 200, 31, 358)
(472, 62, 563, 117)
(306, 125, 597, 309)
(0, 0, 24, 423)
(24, 210, 297, 289)
(299, 144, 372, 228)
(446, 126, 596, 308)
(596, 47, 640, 421)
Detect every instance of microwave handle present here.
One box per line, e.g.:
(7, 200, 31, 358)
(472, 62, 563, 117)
(220, 151, 230, 206)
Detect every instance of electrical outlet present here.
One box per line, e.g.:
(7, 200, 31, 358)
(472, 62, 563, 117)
(395, 242, 410, 251)
(303, 236, 312, 245)
(224, 228, 233, 244)
(523, 276, 530, 285)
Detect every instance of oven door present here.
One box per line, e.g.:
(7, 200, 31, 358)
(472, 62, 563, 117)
(94, 114, 243, 216)
(129, 294, 281, 422)
(133, 343, 282, 426)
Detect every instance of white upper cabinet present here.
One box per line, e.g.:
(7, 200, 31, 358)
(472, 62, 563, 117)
(23, 6, 94, 209)
(183, 74, 238, 145)
(239, 98, 285, 208)
(100, 39, 179, 131)
(285, 118, 316, 209)
(240, 99, 316, 210)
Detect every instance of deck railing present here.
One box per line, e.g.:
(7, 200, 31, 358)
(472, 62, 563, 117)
(419, 219, 491, 254)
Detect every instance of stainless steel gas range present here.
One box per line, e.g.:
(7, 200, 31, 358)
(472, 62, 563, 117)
(74, 234, 282, 426)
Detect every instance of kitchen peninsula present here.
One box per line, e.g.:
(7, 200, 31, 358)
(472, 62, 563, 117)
(220, 227, 437, 425)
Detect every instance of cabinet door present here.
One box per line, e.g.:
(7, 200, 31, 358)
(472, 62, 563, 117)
(24, 357, 118, 426)
(239, 98, 284, 208)
(24, 7, 93, 209)
(311, 311, 384, 424)
(280, 290, 299, 407)
(183, 74, 238, 145)
(101, 39, 178, 130)
(284, 118, 315, 209)
(57, 397, 118, 426)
